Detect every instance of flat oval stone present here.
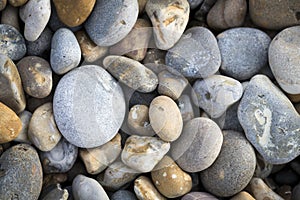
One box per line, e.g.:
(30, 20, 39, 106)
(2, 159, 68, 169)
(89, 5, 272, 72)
(146, 0, 190, 50)
(237, 75, 300, 164)
(103, 55, 158, 93)
(192, 75, 243, 118)
(134, 176, 166, 200)
(182, 192, 218, 200)
(84, 0, 138, 46)
(0, 24, 26, 60)
(111, 190, 137, 200)
(14, 110, 32, 143)
(17, 56, 52, 98)
(200, 130, 256, 197)
(0, 54, 26, 113)
(0, 144, 43, 200)
(217, 27, 271, 80)
(53, 65, 126, 148)
(171, 117, 223, 172)
(26, 27, 53, 57)
(8, 0, 27, 7)
(269, 26, 300, 94)
(53, 0, 96, 27)
(19, 0, 51, 41)
(165, 27, 221, 78)
(50, 28, 81, 75)
(0, 102, 22, 143)
(149, 95, 183, 142)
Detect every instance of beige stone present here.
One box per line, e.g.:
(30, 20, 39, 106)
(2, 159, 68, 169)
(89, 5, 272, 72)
(230, 191, 255, 200)
(250, 178, 284, 200)
(134, 176, 166, 200)
(8, 0, 27, 7)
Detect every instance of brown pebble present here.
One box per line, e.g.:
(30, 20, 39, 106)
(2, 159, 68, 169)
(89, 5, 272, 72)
(8, 0, 27, 7)
(134, 176, 166, 200)
(287, 93, 300, 103)
(1, 4, 19, 30)
(250, 178, 284, 200)
(0, 0, 6, 11)
(138, 0, 147, 14)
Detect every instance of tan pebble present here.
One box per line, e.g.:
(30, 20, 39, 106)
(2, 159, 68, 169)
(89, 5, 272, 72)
(43, 173, 68, 189)
(134, 176, 166, 200)
(250, 178, 284, 200)
(8, 0, 27, 7)
(287, 93, 300, 103)
(230, 191, 255, 200)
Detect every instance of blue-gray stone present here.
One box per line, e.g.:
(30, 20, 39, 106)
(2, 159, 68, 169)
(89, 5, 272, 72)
(111, 190, 137, 200)
(26, 27, 53, 57)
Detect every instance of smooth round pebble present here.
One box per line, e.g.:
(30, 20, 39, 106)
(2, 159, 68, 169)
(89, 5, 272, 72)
(134, 176, 166, 200)
(217, 27, 271, 80)
(8, 0, 27, 7)
(182, 192, 218, 200)
(26, 27, 53, 57)
(200, 130, 256, 197)
(53, 65, 125, 148)
(84, 0, 138, 46)
(171, 117, 223, 172)
(111, 190, 137, 200)
(14, 110, 32, 143)
(250, 178, 284, 200)
(0, 144, 43, 200)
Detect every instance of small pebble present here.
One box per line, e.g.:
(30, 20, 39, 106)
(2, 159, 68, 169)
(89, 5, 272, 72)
(0, 0, 6, 10)
(134, 176, 166, 200)
(1, 4, 19, 30)
(178, 94, 195, 123)
(182, 192, 218, 200)
(41, 184, 69, 200)
(230, 191, 255, 200)
(143, 48, 167, 74)
(8, 0, 27, 7)
(250, 178, 284, 200)
(111, 190, 137, 200)
(26, 27, 53, 57)
(14, 110, 32, 143)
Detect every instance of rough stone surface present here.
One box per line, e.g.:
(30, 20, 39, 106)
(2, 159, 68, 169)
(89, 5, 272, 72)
(26, 27, 53, 57)
(1, 4, 19, 30)
(134, 176, 166, 200)
(182, 192, 218, 200)
(238, 75, 300, 164)
(250, 178, 284, 200)
(14, 110, 32, 143)
(53, 65, 126, 148)
(111, 190, 137, 200)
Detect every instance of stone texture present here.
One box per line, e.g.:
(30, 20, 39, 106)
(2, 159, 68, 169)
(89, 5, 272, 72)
(182, 192, 218, 200)
(26, 27, 53, 57)
(1, 4, 19, 30)
(250, 178, 284, 200)
(171, 117, 223, 172)
(41, 184, 69, 200)
(138, 0, 147, 14)
(53, 65, 125, 148)
(188, 0, 203, 9)
(165, 27, 221, 78)
(0, 144, 43, 200)
(134, 176, 166, 200)
(143, 48, 166, 74)
(0, 54, 26, 113)
(111, 190, 137, 200)
(178, 94, 195, 123)
(230, 191, 255, 200)
(238, 75, 300, 164)
(84, 0, 138, 46)
(200, 130, 256, 197)
(14, 110, 32, 143)
(146, 0, 190, 50)
(8, 0, 27, 6)
(0, 0, 6, 10)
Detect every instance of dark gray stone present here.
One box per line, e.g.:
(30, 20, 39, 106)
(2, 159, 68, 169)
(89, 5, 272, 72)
(274, 169, 299, 186)
(26, 27, 53, 57)
(111, 190, 137, 200)
(41, 184, 69, 200)
(292, 183, 300, 200)
(188, 0, 204, 9)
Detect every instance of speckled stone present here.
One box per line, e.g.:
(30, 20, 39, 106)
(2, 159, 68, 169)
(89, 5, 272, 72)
(17, 56, 52, 98)
(182, 192, 218, 200)
(269, 26, 300, 94)
(1, 4, 19, 30)
(121, 135, 170, 173)
(73, 175, 109, 200)
(0, 24, 26, 60)
(238, 75, 300, 164)
(50, 28, 81, 75)
(192, 75, 243, 118)
(200, 130, 256, 197)
(26, 27, 53, 57)
(217, 27, 271, 80)
(40, 138, 78, 173)
(84, 0, 138, 46)
(19, 0, 51, 41)
(0, 54, 26, 114)
(178, 94, 195, 123)
(8, 0, 27, 6)
(171, 117, 223, 172)
(103, 55, 158, 93)
(41, 184, 69, 200)
(146, 0, 190, 50)
(53, 65, 126, 148)
(250, 178, 284, 200)
(0, 0, 6, 10)
(14, 110, 32, 143)
(165, 27, 221, 78)
(111, 190, 137, 200)
(230, 191, 255, 200)
(134, 176, 166, 200)
(0, 144, 43, 200)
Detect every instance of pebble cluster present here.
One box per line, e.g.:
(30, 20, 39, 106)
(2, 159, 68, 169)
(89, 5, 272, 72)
(0, 0, 300, 199)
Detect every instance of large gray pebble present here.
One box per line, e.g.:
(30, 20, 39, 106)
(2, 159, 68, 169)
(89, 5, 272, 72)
(50, 28, 81, 75)
(84, 0, 138, 46)
(53, 65, 126, 148)
(217, 27, 271, 80)
(0, 24, 26, 60)
(238, 75, 300, 164)
(26, 27, 53, 57)
(166, 27, 221, 78)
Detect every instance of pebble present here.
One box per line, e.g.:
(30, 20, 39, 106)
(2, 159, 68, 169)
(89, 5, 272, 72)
(8, 0, 27, 7)
(72, 174, 109, 200)
(97, 161, 140, 191)
(250, 178, 284, 200)
(269, 26, 300, 94)
(19, 0, 51, 41)
(143, 48, 167, 74)
(110, 18, 152, 61)
(149, 95, 183, 142)
(50, 28, 81, 75)
(146, 0, 190, 50)
(121, 135, 170, 172)
(40, 138, 78, 173)
(217, 27, 271, 80)
(171, 117, 223, 172)
(0, 102, 22, 143)
(292, 183, 300, 200)
(75, 30, 108, 63)
(178, 94, 195, 123)
(14, 110, 32, 143)
(17, 56, 52, 98)
(0, 0, 6, 10)
(1, 4, 19, 30)
(238, 75, 300, 164)
(129, 90, 159, 108)
(200, 130, 256, 197)
(84, 0, 138, 46)
(26, 27, 53, 57)
(127, 105, 156, 136)
(151, 155, 192, 198)
(0, 24, 26, 60)
(254, 154, 273, 179)
(194, 0, 217, 21)
(28, 102, 61, 151)
(53, 65, 125, 148)
(192, 75, 243, 118)
(0, 54, 26, 114)
(53, 0, 95, 27)
(230, 191, 255, 200)
(166, 27, 221, 78)
(111, 190, 137, 200)
(134, 176, 166, 200)
(207, 0, 247, 30)
(188, 0, 203, 9)
(274, 169, 299, 186)
(41, 184, 69, 200)
(79, 133, 122, 175)
(103, 55, 158, 93)
(0, 144, 43, 200)
(182, 192, 218, 200)
(249, 0, 300, 30)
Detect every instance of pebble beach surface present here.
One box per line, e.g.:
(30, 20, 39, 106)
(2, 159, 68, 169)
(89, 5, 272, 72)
(1, 0, 300, 199)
